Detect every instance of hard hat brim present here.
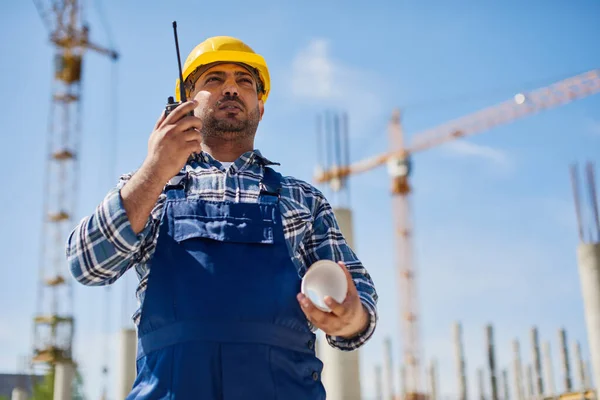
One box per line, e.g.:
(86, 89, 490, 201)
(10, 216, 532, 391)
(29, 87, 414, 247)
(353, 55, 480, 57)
(175, 51, 270, 103)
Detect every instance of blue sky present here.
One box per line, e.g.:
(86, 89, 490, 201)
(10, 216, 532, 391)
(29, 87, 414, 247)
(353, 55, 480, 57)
(1, 1, 599, 399)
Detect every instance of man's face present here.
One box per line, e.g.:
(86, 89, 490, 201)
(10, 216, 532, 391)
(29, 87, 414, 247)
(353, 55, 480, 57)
(189, 63, 264, 141)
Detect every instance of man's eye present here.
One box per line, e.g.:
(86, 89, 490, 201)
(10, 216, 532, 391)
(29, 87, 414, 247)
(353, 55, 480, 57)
(206, 77, 220, 83)
(240, 78, 253, 84)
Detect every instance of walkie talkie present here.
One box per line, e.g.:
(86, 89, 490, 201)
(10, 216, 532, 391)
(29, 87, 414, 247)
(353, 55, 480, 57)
(166, 21, 199, 165)
(165, 21, 193, 117)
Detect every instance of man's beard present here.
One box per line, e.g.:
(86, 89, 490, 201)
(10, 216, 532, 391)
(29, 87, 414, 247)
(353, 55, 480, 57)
(198, 100, 260, 141)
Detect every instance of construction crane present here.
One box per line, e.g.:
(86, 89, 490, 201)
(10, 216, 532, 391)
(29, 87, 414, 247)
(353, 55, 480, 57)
(31, 0, 118, 395)
(314, 69, 600, 400)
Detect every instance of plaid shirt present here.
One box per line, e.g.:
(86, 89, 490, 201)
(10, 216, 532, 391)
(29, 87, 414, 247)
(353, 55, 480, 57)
(66, 150, 378, 351)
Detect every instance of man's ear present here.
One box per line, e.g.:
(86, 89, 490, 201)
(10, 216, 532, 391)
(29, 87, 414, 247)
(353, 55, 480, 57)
(258, 99, 265, 120)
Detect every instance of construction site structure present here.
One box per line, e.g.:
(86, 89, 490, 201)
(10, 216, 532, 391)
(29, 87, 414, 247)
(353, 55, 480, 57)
(11, 388, 28, 400)
(542, 341, 557, 397)
(574, 341, 586, 391)
(559, 328, 574, 393)
(116, 328, 137, 400)
(531, 327, 544, 398)
(578, 240, 600, 387)
(427, 359, 438, 400)
(477, 367, 485, 400)
(502, 369, 510, 400)
(314, 69, 600, 399)
(53, 362, 75, 400)
(570, 162, 600, 394)
(453, 322, 468, 400)
(551, 391, 597, 400)
(486, 325, 499, 400)
(400, 364, 407, 399)
(447, 323, 596, 400)
(513, 339, 525, 400)
(384, 337, 396, 400)
(31, 0, 118, 395)
(526, 364, 535, 399)
(314, 111, 362, 399)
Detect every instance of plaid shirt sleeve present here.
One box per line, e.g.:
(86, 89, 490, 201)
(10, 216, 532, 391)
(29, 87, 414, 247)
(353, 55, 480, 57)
(300, 190, 379, 351)
(66, 173, 164, 285)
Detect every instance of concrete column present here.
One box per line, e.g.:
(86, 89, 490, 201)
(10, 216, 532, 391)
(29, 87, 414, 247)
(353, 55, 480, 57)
(11, 388, 27, 400)
(429, 359, 438, 400)
(375, 365, 383, 400)
(559, 328, 573, 392)
(584, 361, 592, 389)
(383, 337, 395, 400)
(318, 316, 362, 399)
(501, 369, 510, 400)
(454, 322, 468, 400)
(117, 328, 137, 400)
(513, 340, 525, 400)
(320, 207, 362, 400)
(400, 365, 407, 400)
(530, 327, 544, 397)
(573, 341, 585, 391)
(477, 368, 486, 400)
(584, 361, 594, 389)
(542, 342, 556, 397)
(487, 325, 499, 400)
(526, 365, 535, 400)
(576, 243, 600, 392)
(54, 361, 74, 400)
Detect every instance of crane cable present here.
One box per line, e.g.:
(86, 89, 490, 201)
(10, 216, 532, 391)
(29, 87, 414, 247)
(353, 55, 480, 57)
(31, 0, 52, 32)
(93, 0, 116, 50)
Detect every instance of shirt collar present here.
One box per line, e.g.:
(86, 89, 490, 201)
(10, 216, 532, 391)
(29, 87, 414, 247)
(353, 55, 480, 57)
(191, 149, 280, 171)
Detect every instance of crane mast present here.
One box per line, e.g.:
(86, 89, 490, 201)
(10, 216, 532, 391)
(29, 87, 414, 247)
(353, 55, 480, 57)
(31, 0, 118, 388)
(387, 110, 424, 398)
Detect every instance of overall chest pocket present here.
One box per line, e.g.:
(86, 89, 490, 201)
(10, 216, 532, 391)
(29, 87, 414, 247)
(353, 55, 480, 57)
(171, 200, 277, 245)
(173, 214, 275, 244)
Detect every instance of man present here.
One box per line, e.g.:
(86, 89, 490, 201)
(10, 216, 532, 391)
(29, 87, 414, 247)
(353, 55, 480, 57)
(66, 36, 378, 399)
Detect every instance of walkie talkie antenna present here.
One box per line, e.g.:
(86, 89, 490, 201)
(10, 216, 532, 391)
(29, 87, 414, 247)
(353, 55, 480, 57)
(172, 21, 187, 102)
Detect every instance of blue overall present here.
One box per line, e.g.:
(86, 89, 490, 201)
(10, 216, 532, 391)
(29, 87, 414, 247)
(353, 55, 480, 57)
(127, 168, 326, 400)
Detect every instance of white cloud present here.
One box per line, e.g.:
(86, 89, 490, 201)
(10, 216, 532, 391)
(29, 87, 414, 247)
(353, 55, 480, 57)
(288, 38, 387, 137)
(291, 39, 336, 99)
(435, 140, 515, 179)
(443, 140, 512, 169)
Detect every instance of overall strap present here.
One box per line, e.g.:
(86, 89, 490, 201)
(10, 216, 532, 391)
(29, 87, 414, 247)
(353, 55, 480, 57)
(259, 167, 283, 204)
(164, 173, 187, 200)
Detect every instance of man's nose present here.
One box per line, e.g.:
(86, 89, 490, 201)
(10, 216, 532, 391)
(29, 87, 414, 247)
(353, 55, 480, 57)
(222, 79, 239, 97)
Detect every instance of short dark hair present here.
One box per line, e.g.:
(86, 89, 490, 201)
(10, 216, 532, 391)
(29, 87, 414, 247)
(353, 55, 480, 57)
(184, 63, 265, 99)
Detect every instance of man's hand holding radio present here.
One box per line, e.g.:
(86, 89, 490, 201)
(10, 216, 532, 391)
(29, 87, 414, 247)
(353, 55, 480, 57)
(144, 100, 203, 185)
(120, 100, 202, 234)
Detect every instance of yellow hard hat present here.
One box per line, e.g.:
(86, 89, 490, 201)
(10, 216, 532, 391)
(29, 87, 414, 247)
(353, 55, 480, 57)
(175, 36, 270, 103)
